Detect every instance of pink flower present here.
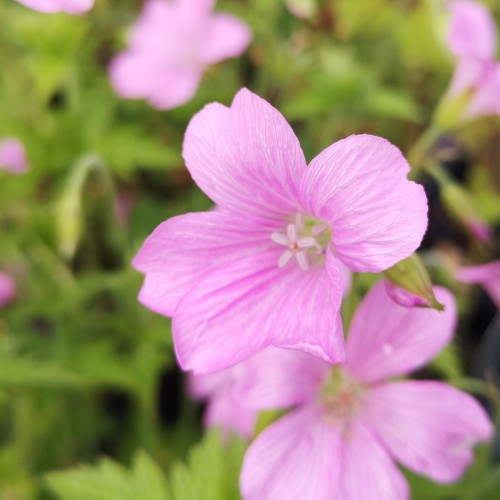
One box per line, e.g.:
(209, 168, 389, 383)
(0, 273, 16, 308)
(240, 282, 493, 500)
(15, 0, 93, 13)
(445, 0, 500, 119)
(133, 88, 428, 374)
(0, 138, 30, 175)
(456, 260, 500, 307)
(109, 0, 251, 110)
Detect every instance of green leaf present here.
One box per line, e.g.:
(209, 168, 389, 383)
(45, 451, 170, 500)
(167, 431, 245, 500)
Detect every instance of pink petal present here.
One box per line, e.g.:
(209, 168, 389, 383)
(133, 210, 279, 317)
(203, 392, 258, 439)
(240, 405, 341, 500)
(465, 62, 500, 118)
(190, 346, 329, 421)
(346, 281, 456, 383)
(456, 260, 500, 308)
(365, 381, 493, 483)
(0, 273, 15, 308)
(447, 56, 485, 97)
(339, 420, 409, 500)
(302, 135, 428, 272)
(182, 88, 307, 217)
(239, 347, 330, 409)
(446, 0, 497, 60)
(15, 0, 93, 13)
(0, 138, 30, 174)
(109, 53, 202, 110)
(200, 14, 251, 64)
(173, 248, 345, 374)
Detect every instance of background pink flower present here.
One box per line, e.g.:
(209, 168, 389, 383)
(457, 260, 500, 308)
(445, 0, 500, 118)
(188, 347, 328, 438)
(109, 0, 251, 110)
(240, 282, 492, 500)
(15, 0, 93, 14)
(0, 138, 30, 174)
(0, 273, 16, 308)
(133, 88, 428, 374)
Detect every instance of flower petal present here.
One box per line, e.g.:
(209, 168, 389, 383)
(133, 210, 278, 317)
(302, 135, 428, 272)
(240, 347, 330, 409)
(204, 392, 258, 439)
(109, 53, 202, 110)
(200, 14, 251, 64)
(0, 138, 29, 174)
(365, 381, 493, 483)
(456, 260, 500, 308)
(182, 88, 307, 216)
(173, 248, 345, 374)
(15, 0, 93, 13)
(446, 0, 497, 60)
(339, 420, 409, 500)
(346, 281, 456, 383)
(240, 405, 341, 500)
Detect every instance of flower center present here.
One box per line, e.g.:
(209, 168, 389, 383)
(319, 368, 365, 433)
(271, 214, 331, 271)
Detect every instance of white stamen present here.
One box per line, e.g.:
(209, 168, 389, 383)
(271, 232, 289, 246)
(287, 224, 298, 244)
(278, 250, 294, 268)
(297, 237, 318, 249)
(295, 251, 309, 271)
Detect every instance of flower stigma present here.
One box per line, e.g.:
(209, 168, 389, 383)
(319, 367, 366, 435)
(271, 214, 332, 270)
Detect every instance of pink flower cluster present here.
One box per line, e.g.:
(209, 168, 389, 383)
(0, 138, 29, 175)
(445, 0, 500, 119)
(134, 87, 493, 497)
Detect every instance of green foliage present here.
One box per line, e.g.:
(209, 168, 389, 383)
(45, 432, 245, 500)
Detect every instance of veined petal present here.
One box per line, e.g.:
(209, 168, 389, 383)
(133, 210, 278, 316)
(365, 381, 493, 483)
(446, 0, 497, 60)
(339, 420, 409, 500)
(200, 14, 251, 64)
(173, 249, 345, 374)
(302, 135, 428, 273)
(240, 405, 341, 500)
(183, 88, 307, 217)
(346, 282, 456, 383)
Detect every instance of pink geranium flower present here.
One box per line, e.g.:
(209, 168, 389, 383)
(457, 260, 500, 307)
(109, 0, 251, 110)
(15, 0, 93, 13)
(0, 138, 30, 174)
(445, 0, 500, 119)
(133, 88, 428, 374)
(0, 273, 16, 308)
(240, 282, 493, 500)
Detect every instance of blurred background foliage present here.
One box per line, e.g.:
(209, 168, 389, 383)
(0, 0, 500, 498)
